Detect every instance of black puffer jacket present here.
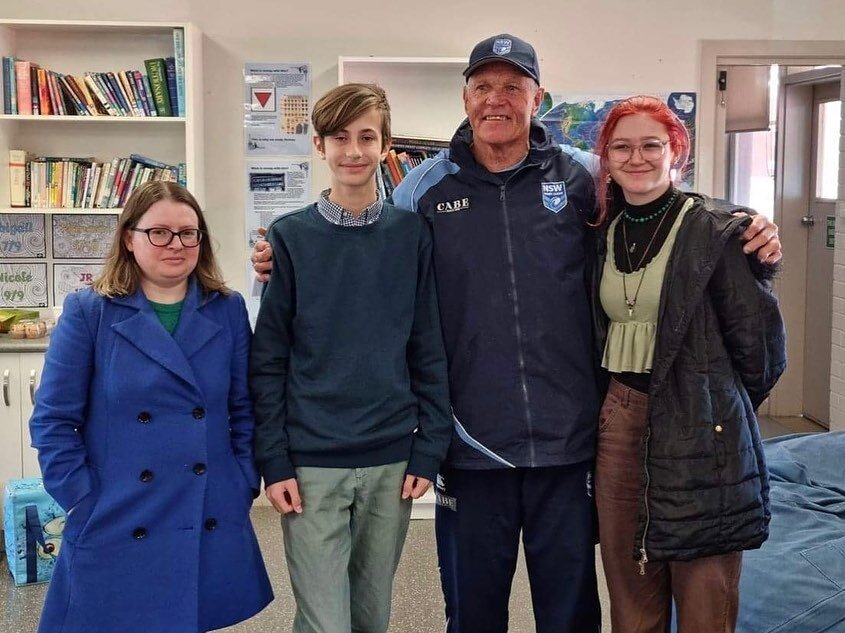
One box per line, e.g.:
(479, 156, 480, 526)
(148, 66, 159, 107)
(591, 194, 787, 563)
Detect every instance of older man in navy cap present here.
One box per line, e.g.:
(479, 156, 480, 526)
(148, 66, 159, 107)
(390, 33, 604, 632)
(251, 33, 781, 632)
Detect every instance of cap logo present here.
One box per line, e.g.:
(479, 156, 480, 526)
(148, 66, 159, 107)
(492, 38, 513, 55)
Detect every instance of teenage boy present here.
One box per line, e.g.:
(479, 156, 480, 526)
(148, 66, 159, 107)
(249, 83, 451, 633)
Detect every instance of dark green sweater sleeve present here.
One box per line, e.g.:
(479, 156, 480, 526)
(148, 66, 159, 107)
(406, 220, 452, 481)
(249, 225, 296, 485)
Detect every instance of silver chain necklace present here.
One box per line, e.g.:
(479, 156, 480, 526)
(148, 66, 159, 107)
(620, 206, 673, 318)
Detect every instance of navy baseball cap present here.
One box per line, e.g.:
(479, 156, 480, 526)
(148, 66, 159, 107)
(463, 34, 540, 84)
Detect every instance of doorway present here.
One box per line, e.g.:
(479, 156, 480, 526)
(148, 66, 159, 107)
(713, 57, 844, 427)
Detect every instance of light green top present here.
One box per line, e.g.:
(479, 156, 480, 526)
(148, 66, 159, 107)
(600, 199, 693, 373)
(148, 299, 184, 335)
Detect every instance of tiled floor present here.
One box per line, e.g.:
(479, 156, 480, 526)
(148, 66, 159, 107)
(1, 415, 825, 632)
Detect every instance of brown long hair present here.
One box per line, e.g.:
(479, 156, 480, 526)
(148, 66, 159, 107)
(594, 95, 691, 226)
(92, 181, 229, 297)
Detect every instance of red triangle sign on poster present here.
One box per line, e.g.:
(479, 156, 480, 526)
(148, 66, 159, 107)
(254, 91, 272, 108)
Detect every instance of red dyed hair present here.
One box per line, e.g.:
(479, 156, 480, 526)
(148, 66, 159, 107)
(593, 95, 690, 226)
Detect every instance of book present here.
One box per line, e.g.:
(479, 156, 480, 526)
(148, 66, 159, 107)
(131, 71, 152, 116)
(143, 58, 172, 116)
(29, 64, 39, 115)
(96, 72, 125, 116)
(8, 150, 29, 207)
(58, 74, 88, 115)
(6, 56, 18, 114)
(119, 71, 143, 116)
(36, 67, 51, 115)
(172, 28, 186, 117)
(164, 57, 178, 116)
(2, 56, 14, 114)
(14, 60, 31, 115)
(82, 74, 113, 116)
(97, 158, 120, 208)
(385, 150, 404, 187)
(109, 71, 132, 115)
(47, 71, 64, 115)
(71, 75, 100, 115)
(139, 73, 157, 116)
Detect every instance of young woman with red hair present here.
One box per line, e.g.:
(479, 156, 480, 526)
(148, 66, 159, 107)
(591, 95, 786, 632)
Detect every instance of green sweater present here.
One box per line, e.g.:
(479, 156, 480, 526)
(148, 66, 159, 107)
(249, 203, 451, 485)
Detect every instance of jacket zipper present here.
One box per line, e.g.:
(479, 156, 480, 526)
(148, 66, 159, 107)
(638, 424, 652, 575)
(499, 184, 535, 465)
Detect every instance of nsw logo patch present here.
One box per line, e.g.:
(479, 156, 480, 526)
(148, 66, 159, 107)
(541, 181, 568, 213)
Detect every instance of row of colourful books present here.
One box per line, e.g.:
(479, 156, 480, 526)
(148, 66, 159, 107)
(1, 27, 185, 117)
(8, 150, 185, 209)
(379, 136, 449, 196)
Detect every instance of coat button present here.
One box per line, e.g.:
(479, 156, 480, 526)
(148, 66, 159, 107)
(137, 411, 151, 424)
(139, 469, 154, 483)
(193, 463, 207, 475)
(192, 407, 205, 420)
(132, 527, 147, 540)
(715, 424, 724, 433)
(204, 518, 217, 531)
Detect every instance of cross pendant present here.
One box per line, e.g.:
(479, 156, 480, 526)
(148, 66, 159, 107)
(626, 301, 635, 317)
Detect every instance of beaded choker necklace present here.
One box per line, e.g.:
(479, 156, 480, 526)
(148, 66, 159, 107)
(622, 189, 679, 224)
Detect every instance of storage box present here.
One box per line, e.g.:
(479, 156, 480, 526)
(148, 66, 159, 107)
(3, 478, 65, 586)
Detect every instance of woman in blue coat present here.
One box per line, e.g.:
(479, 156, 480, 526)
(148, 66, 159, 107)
(30, 182, 273, 632)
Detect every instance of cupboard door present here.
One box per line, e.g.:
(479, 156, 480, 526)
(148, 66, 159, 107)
(19, 352, 44, 478)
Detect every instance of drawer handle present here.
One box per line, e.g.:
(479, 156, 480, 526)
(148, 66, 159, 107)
(2, 369, 8, 407)
(29, 369, 36, 405)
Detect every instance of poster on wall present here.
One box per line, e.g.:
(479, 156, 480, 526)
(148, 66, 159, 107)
(245, 159, 311, 248)
(539, 92, 697, 189)
(0, 263, 48, 307)
(53, 263, 105, 306)
(244, 62, 312, 156)
(0, 214, 46, 259)
(52, 215, 118, 259)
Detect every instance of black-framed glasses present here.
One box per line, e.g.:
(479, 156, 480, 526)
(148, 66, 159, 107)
(607, 139, 671, 163)
(131, 227, 204, 247)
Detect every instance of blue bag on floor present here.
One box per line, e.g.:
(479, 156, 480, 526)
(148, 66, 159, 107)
(3, 478, 65, 587)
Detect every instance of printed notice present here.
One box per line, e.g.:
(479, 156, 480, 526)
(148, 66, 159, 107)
(245, 159, 310, 248)
(244, 62, 312, 156)
(52, 215, 118, 259)
(53, 263, 105, 306)
(0, 214, 46, 258)
(0, 263, 48, 307)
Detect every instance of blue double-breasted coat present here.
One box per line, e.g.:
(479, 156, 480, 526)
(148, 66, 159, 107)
(30, 279, 273, 632)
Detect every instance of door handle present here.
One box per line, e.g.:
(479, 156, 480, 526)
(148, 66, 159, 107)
(2, 369, 9, 407)
(801, 215, 816, 227)
(29, 369, 37, 405)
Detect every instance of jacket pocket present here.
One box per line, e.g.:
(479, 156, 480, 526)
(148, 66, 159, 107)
(62, 481, 99, 545)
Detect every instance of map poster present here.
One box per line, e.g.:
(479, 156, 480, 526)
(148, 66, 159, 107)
(52, 214, 118, 260)
(0, 263, 48, 307)
(0, 214, 46, 258)
(53, 263, 105, 306)
(539, 92, 697, 189)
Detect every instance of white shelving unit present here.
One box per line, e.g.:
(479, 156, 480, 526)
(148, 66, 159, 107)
(0, 20, 203, 309)
(0, 19, 204, 208)
(338, 56, 466, 142)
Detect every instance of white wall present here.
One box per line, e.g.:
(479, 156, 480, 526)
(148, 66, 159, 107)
(4, 0, 845, 295)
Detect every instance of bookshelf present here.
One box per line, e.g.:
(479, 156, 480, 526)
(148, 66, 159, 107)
(0, 20, 203, 309)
